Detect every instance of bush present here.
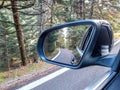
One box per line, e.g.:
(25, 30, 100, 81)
(48, 43, 56, 52)
(0, 72, 6, 83)
(10, 57, 21, 68)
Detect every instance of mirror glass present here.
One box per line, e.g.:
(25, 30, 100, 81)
(43, 24, 93, 65)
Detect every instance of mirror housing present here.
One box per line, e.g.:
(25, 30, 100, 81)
(37, 20, 113, 69)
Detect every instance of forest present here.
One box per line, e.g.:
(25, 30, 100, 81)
(0, 0, 120, 83)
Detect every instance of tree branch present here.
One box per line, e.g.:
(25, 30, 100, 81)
(0, 19, 15, 25)
(19, 10, 47, 16)
(0, 31, 16, 36)
(0, 19, 45, 27)
(0, 0, 35, 10)
(17, 2, 35, 10)
(0, 0, 5, 8)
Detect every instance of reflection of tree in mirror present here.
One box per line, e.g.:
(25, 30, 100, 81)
(44, 31, 59, 58)
(44, 25, 91, 60)
(59, 27, 70, 48)
(48, 32, 58, 52)
(66, 25, 90, 50)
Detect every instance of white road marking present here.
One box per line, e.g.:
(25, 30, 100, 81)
(52, 48, 61, 60)
(17, 68, 70, 90)
(114, 39, 120, 46)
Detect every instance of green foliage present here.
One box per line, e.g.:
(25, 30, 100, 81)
(47, 32, 58, 52)
(0, 61, 5, 68)
(0, 9, 19, 67)
(66, 26, 88, 49)
(0, 1, 39, 68)
(0, 72, 6, 83)
(54, 0, 75, 22)
(48, 42, 56, 52)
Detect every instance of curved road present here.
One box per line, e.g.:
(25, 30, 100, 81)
(54, 48, 75, 65)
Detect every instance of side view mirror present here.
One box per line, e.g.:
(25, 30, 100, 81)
(37, 20, 114, 69)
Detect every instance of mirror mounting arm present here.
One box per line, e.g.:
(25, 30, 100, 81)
(95, 55, 116, 67)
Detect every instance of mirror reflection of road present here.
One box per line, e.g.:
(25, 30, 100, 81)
(53, 48, 74, 65)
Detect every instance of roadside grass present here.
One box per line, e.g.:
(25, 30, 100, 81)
(0, 73, 6, 83)
(0, 60, 52, 84)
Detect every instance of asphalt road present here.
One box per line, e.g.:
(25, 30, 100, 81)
(53, 48, 74, 64)
(31, 66, 110, 90)
(15, 41, 120, 90)
(110, 40, 120, 54)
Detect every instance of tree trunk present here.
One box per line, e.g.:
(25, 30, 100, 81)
(89, 0, 94, 19)
(82, 0, 85, 19)
(73, 0, 85, 19)
(11, 0, 27, 66)
(50, 0, 54, 26)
